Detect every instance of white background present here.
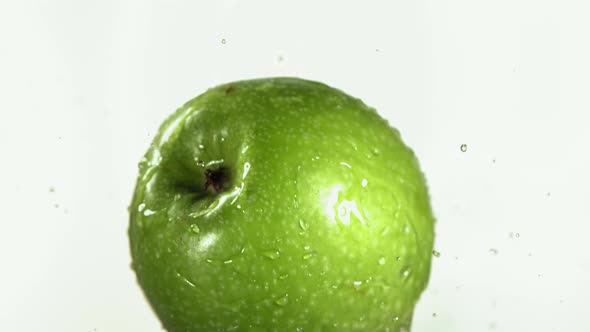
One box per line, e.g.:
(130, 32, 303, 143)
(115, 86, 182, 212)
(1, 1, 589, 331)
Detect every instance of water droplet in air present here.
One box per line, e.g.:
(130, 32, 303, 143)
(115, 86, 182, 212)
(432, 312, 437, 317)
(515, 233, 520, 238)
(262, 250, 280, 260)
(432, 250, 441, 257)
(460, 144, 467, 152)
(378, 256, 386, 265)
(49, 187, 55, 193)
(489, 248, 498, 255)
(189, 224, 200, 234)
(221, 38, 227, 44)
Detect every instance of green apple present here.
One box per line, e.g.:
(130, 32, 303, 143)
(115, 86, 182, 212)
(129, 77, 435, 332)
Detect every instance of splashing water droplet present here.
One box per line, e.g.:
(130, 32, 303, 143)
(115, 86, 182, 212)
(432, 312, 437, 317)
(189, 224, 200, 234)
(432, 250, 441, 257)
(262, 250, 280, 260)
(460, 144, 467, 152)
(221, 38, 227, 44)
(489, 248, 498, 255)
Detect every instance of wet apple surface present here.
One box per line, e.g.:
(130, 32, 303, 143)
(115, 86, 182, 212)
(129, 77, 435, 332)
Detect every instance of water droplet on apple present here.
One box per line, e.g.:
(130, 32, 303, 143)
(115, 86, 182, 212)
(262, 250, 280, 260)
(189, 224, 200, 234)
(143, 209, 156, 216)
(392, 316, 399, 322)
(361, 178, 368, 187)
(176, 272, 196, 288)
(372, 148, 380, 155)
(432, 250, 441, 257)
(303, 251, 316, 260)
(274, 294, 288, 306)
(137, 203, 145, 212)
(298, 219, 308, 232)
(198, 144, 204, 149)
(402, 224, 410, 234)
(395, 256, 401, 261)
(196, 159, 205, 167)
(400, 266, 412, 280)
(224, 259, 233, 264)
(242, 162, 251, 179)
(460, 144, 467, 152)
(339, 161, 352, 169)
(278, 274, 289, 280)
(378, 256, 386, 265)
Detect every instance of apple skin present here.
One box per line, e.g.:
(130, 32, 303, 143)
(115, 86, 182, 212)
(129, 77, 435, 332)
